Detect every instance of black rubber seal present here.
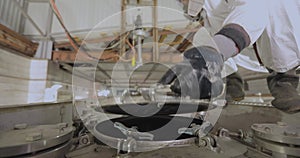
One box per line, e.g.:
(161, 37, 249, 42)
(216, 23, 251, 51)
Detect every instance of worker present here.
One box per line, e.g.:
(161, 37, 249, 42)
(180, 0, 268, 102)
(159, 0, 300, 113)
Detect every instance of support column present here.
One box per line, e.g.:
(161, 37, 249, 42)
(152, 0, 159, 62)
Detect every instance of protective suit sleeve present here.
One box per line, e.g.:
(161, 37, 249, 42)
(217, 0, 268, 50)
(213, 34, 239, 60)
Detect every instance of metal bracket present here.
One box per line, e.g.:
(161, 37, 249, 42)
(198, 135, 221, 153)
(178, 121, 221, 153)
(178, 121, 213, 137)
(114, 122, 154, 140)
(217, 127, 254, 145)
(117, 137, 137, 154)
(114, 122, 154, 153)
(178, 124, 202, 136)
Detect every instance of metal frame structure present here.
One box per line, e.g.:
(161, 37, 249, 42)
(0, 0, 53, 58)
(0, 0, 270, 84)
(120, 0, 159, 62)
(0, 0, 161, 60)
(0, 0, 50, 36)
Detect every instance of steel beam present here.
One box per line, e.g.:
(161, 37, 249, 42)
(12, 0, 45, 36)
(152, 0, 159, 62)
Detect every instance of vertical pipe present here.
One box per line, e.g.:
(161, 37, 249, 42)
(14, 0, 22, 33)
(18, 0, 28, 34)
(2, 0, 8, 25)
(11, 0, 18, 30)
(44, 3, 54, 59)
(4, 0, 11, 25)
(152, 0, 159, 62)
(0, 0, 4, 20)
(12, 0, 44, 36)
(120, 0, 127, 56)
(137, 35, 143, 66)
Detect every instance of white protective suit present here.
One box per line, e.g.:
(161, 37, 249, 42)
(192, 0, 300, 74)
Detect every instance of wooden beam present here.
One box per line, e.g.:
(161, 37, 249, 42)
(0, 23, 38, 57)
(52, 50, 120, 63)
(158, 34, 168, 43)
(166, 34, 183, 51)
(52, 50, 183, 63)
(176, 32, 196, 52)
(54, 35, 119, 49)
(150, 27, 199, 36)
(54, 27, 200, 49)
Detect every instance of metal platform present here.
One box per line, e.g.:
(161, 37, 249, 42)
(252, 123, 300, 157)
(66, 137, 249, 158)
(0, 123, 73, 157)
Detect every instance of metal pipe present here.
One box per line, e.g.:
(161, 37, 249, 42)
(137, 35, 143, 66)
(4, 0, 11, 25)
(47, 19, 188, 36)
(18, 0, 28, 34)
(0, 1, 3, 20)
(9, 0, 15, 28)
(152, 0, 159, 62)
(120, 0, 127, 56)
(12, 0, 45, 36)
(1, 0, 8, 24)
(27, 0, 49, 2)
(11, 0, 19, 31)
(0, 3, 3, 23)
(39, 1, 54, 59)
(45, 3, 54, 38)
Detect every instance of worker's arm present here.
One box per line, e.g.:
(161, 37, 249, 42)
(214, 0, 268, 60)
(159, 0, 268, 99)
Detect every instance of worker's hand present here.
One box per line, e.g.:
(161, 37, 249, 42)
(158, 46, 224, 99)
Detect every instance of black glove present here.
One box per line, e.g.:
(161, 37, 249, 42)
(159, 46, 224, 99)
